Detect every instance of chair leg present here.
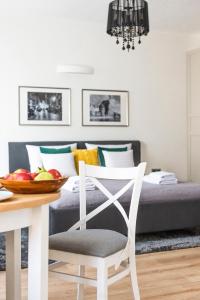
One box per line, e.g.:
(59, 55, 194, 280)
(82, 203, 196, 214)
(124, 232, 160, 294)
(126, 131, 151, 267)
(77, 265, 85, 300)
(97, 263, 108, 300)
(129, 254, 140, 300)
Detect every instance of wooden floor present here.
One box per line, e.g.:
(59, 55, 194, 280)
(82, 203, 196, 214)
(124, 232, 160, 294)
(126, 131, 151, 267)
(1, 247, 200, 299)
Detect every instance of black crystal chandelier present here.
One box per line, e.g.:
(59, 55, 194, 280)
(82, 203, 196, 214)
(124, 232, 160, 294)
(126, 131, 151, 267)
(107, 0, 149, 51)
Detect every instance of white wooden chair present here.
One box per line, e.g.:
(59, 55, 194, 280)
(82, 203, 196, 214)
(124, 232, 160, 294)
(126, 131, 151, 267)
(49, 161, 146, 300)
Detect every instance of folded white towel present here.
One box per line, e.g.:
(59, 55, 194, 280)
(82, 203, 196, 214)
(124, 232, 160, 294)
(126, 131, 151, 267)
(62, 176, 96, 193)
(143, 173, 178, 185)
(64, 185, 96, 193)
(147, 171, 176, 180)
(160, 179, 178, 185)
(66, 176, 94, 186)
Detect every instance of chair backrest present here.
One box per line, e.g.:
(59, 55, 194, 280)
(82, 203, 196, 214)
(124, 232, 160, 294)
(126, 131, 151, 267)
(70, 161, 146, 246)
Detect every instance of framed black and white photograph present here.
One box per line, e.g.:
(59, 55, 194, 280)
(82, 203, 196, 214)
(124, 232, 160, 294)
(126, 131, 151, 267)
(19, 86, 71, 126)
(82, 89, 129, 126)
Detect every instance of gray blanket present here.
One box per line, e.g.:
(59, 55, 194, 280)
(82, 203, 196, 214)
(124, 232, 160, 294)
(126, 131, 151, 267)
(51, 181, 200, 210)
(49, 181, 200, 235)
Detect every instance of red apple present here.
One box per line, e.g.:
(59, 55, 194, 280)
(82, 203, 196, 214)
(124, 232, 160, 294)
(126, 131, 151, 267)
(48, 169, 62, 179)
(14, 168, 30, 174)
(30, 172, 38, 180)
(5, 173, 18, 180)
(13, 173, 32, 181)
(15, 173, 32, 181)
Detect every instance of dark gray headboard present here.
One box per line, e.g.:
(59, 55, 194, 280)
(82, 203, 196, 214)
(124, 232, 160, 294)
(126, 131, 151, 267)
(8, 140, 141, 172)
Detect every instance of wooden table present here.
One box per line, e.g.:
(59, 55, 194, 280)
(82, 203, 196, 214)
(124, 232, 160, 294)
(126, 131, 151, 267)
(0, 192, 60, 300)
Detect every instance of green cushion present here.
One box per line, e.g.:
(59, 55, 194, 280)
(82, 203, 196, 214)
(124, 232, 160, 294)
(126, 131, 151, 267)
(98, 147, 128, 166)
(40, 146, 71, 154)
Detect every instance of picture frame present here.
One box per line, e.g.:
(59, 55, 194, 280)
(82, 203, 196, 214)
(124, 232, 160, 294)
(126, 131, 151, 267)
(82, 89, 129, 127)
(19, 86, 71, 126)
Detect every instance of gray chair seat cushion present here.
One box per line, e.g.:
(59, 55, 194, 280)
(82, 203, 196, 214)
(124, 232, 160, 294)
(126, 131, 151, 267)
(49, 229, 128, 258)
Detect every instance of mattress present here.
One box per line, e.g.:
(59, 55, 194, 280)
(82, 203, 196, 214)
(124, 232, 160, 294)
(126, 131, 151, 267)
(49, 180, 200, 235)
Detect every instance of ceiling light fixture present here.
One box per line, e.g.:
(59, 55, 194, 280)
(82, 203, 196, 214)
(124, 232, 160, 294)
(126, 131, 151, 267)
(107, 0, 149, 51)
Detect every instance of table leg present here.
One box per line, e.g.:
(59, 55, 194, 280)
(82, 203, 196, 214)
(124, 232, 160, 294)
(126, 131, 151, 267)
(6, 229, 21, 300)
(28, 204, 49, 300)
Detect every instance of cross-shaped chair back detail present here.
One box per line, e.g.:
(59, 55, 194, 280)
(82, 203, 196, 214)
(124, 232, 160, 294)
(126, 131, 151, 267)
(69, 161, 146, 263)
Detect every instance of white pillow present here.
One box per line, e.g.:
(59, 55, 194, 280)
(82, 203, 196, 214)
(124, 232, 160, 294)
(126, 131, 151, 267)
(85, 143, 132, 150)
(26, 143, 77, 172)
(102, 150, 134, 168)
(40, 153, 77, 177)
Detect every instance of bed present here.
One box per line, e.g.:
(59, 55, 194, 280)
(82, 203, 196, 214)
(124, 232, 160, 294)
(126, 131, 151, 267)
(8, 140, 200, 235)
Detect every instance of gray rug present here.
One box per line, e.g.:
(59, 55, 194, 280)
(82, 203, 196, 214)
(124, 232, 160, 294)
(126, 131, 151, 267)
(0, 228, 200, 271)
(136, 229, 200, 254)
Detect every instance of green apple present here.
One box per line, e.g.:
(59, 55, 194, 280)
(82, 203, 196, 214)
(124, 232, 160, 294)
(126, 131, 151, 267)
(34, 172, 54, 181)
(36, 167, 47, 173)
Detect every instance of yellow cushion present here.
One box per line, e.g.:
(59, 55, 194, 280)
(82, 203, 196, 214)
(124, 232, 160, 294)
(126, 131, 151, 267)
(73, 149, 99, 173)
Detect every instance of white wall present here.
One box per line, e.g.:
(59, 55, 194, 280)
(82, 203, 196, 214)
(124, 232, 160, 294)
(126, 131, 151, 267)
(0, 16, 189, 179)
(188, 34, 200, 51)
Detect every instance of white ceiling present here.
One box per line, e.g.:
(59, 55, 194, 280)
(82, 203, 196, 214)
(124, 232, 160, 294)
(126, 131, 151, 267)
(1, 0, 200, 34)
